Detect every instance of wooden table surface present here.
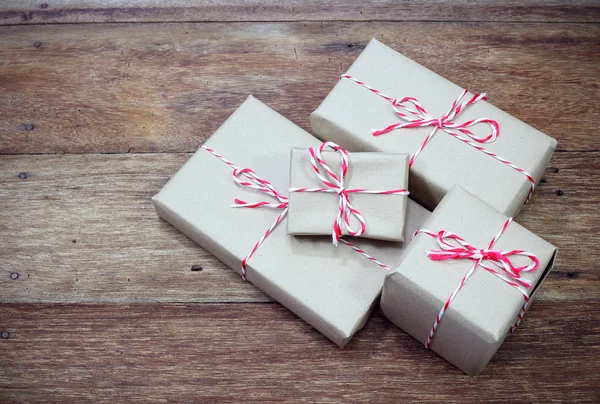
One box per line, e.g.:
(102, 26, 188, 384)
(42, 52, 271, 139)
(1, 1, 599, 402)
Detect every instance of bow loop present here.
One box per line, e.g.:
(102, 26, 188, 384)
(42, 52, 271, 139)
(308, 142, 365, 245)
(231, 167, 288, 209)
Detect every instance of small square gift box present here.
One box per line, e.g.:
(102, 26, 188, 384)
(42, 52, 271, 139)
(153, 95, 432, 347)
(381, 185, 557, 375)
(310, 38, 557, 217)
(287, 143, 410, 242)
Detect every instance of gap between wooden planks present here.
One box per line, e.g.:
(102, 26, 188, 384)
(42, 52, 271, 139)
(0, 151, 598, 304)
(0, 6, 598, 402)
(0, 0, 599, 25)
(0, 302, 599, 402)
(0, 22, 599, 154)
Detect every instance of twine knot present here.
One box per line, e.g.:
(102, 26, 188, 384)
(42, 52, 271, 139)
(200, 145, 289, 280)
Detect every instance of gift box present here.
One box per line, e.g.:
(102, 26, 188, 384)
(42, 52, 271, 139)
(152, 95, 431, 347)
(380, 185, 557, 375)
(310, 38, 557, 217)
(287, 144, 410, 242)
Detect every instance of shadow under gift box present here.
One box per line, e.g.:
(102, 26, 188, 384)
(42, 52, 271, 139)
(152, 95, 431, 347)
(310, 38, 557, 217)
(381, 186, 557, 376)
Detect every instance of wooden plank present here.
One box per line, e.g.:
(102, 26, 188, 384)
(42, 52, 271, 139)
(0, 151, 598, 303)
(1, 1, 599, 24)
(0, 152, 267, 303)
(0, 301, 598, 402)
(0, 22, 598, 154)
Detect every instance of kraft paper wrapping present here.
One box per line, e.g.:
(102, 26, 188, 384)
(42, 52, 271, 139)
(380, 186, 557, 375)
(152, 95, 431, 347)
(310, 38, 557, 217)
(288, 148, 410, 242)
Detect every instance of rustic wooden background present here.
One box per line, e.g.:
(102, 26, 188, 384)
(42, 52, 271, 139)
(1, 1, 599, 402)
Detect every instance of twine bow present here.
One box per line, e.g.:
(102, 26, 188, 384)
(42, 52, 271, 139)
(373, 90, 498, 140)
(414, 217, 540, 348)
(375, 90, 499, 167)
(230, 167, 289, 211)
(424, 229, 539, 288)
(340, 74, 537, 205)
(201, 145, 289, 280)
(289, 142, 409, 245)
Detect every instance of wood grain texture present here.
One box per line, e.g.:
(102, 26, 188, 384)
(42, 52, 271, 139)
(0, 302, 598, 402)
(0, 22, 599, 154)
(1, 0, 599, 25)
(0, 151, 598, 303)
(1, 3, 599, 400)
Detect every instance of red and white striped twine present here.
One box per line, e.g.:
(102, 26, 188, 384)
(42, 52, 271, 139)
(289, 141, 409, 245)
(201, 145, 289, 280)
(200, 144, 393, 279)
(413, 217, 540, 349)
(340, 74, 536, 205)
(339, 238, 390, 271)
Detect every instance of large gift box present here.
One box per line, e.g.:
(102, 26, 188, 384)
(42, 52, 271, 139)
(380, 186, 557, 375)
(310, 38, 557, 217)
(287, 145, 410, 242)
(153, 95, 431, 347)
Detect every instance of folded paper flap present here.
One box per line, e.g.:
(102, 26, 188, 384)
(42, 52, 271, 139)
(400, 186, 556, 340)
(344, 38, 557, 178)
(526, 248, 557, 312)
(288, 148, 409, 241)
(153, 95, 413, 346)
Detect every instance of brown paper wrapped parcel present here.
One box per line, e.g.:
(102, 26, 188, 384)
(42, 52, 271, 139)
(381, 186, 557, 375)
(287, 147, 410, 242)
(152, 95, 431, 347)
(310, 38, 557, 217)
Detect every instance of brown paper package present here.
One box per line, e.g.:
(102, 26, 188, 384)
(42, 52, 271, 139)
(152, 95, 431, 347)
(310, 38, 557, 217)
(287, 148, 410, 242)
(380, 186, 557, 375)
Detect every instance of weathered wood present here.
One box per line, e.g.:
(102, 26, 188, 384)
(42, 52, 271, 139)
(0, 301, 598, 402)
(0, 22, 598, 154)
(0, 151, 598, 303)
(1, 0, 599, 25)
(0, 2, 598, 400)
